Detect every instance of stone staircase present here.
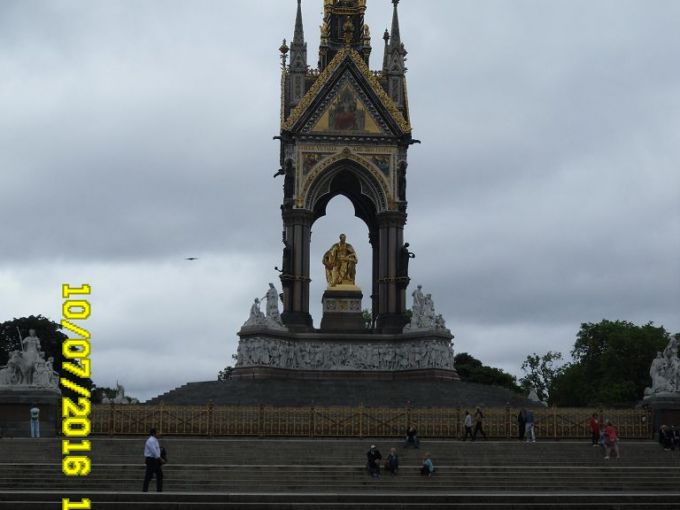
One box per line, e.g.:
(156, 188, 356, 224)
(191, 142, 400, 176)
(1, 438, 679, 508)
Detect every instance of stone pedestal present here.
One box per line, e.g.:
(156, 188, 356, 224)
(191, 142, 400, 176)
(644, 393, 680, 435)
(320, 288, 365, 332)
(233, 327, 458, 381)
(0, 387, 60, 437)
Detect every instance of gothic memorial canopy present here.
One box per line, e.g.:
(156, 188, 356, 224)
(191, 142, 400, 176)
(232, 1, 457, 382)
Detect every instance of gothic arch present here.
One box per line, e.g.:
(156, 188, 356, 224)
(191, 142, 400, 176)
(304, 156, 389, 231)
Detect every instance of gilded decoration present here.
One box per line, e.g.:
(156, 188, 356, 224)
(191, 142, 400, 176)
(299, 147, 394, 212)
(310, 83, 382, 135)
(323, 233, 359, 289)
(282, 48, 411, 134)
(304, 72, 390, 135)
(302, 152, 332, 176)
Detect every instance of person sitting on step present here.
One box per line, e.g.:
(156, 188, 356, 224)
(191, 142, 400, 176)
(659, 425, 673, 451)
(403, 425, 420, 449)
(420, 452, 435, 477)
(366, 444, 382, 479)
(385, 448, 399, 476)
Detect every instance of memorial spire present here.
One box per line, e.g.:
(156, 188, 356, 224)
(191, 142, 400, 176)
(289, 0, 307, 74)
(385, 0, 407, 110)
(286, 0, 308, 108)
(389, 0, 401, 49)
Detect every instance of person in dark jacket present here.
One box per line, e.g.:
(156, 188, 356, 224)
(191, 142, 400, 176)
(589, 413, 600, 446)
(472, 407, 487, 441)
(659, 425, 673, 450)
(672, 426, 680, 450)
(385, 448, 399, 476)
(404, 425, 420, 449)
(518, 409, 526, 440)
(366, 445, 382, 478)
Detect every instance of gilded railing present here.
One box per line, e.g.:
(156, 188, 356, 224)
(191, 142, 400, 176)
(91, 404, 653, 439)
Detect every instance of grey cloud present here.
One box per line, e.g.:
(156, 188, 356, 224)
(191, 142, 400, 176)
(1, 1, 678, 400)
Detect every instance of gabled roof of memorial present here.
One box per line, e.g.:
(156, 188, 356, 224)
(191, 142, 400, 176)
(281, 47, 411, 135)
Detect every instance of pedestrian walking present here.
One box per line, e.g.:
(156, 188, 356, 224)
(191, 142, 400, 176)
(462, 410, 473, 441)
(517, 409, 526, 441)
(525, 409, 536, 443)
(472, 407, 487, 440)
(589, 413, 600, 446)
(142, 428, 163, 492)
(603, 421, 620, 460)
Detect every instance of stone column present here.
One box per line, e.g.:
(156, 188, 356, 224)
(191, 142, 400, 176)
(369, 229, 379, 330)
(376, 211, 408, 332)
(280, 209, 314, 330)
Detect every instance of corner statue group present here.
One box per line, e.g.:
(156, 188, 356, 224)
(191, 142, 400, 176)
(323, 234, 358, 288)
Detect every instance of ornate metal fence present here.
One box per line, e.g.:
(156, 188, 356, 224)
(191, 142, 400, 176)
(91, 404, 653, 439)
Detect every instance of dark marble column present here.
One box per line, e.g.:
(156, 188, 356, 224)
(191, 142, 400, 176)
(369, 229, 379, 330)
(376, 211, 408, 332)
(280, 208, 315, 330)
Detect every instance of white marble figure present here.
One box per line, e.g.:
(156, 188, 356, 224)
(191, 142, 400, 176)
(0, 331, 59, 390)
(645, 338, 680, 396)
(102, 382, 139, 404)
(33, 359, 50, 387)
(404, 285, 448, 332)
(21, 329, 42, 384)
(263, 283, 283, 325)
(527, 386, 548, 406)
(410, 285, 425, 327)
(0, 364, 13, 385)
(243, 298, 267, 327)
(242, 286, 287, 330)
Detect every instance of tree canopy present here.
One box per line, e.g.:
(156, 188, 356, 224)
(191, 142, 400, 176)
(454, 352, 522, 393)
(519, 351, 564, 402)
(544, 320, 672, 406)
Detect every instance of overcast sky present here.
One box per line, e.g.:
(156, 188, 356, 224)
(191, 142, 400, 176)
(1, 0, 678, 402)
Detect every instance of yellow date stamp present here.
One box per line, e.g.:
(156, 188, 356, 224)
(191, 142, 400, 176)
(61, 283, 93, 510)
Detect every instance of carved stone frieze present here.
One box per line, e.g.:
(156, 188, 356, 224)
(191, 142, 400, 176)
(235, 336, 455, 372)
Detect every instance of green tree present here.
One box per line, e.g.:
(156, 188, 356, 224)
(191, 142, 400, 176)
(362, 309, 373, 329)
(550, 320, 671, 407)
(218, 366, 233, 381)
(0, 315, 93, 401)
(217, 354, 238, 381)
(519, 351, 564, 403)
(91, 386, 119, 404)
(454, 352, 522, 393)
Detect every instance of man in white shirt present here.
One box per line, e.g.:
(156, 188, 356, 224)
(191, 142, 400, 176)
(30, 406, 40, 438)
(142, 428, 163, 492)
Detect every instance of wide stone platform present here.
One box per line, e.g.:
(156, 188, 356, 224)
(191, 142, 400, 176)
(1, 438, 679, 508)
(146, 378, 530, 406)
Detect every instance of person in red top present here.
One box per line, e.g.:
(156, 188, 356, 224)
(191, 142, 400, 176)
(604, 421, 620, 459)
(589, 413, 600, 447)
